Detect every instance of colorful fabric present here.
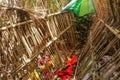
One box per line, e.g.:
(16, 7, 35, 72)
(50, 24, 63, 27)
(45, 55, 51, 62)
(39, 59, 44, 65)
(66, 55, 78, 66)
(55, 65, 73, 80)
(55, 55, 78, 80)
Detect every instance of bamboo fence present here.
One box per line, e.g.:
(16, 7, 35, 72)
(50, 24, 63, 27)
(74, 0, 120, 80)
(0, 5, 78, 79)
(0, 0, 120, 80)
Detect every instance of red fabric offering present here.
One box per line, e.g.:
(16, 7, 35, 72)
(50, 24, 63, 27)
(39, 59, 44, 65)
(55, 55, 78, 80)
(55, 65, 73, 80)
(66, 55, 78, 66)
(44, 69, 50, 80)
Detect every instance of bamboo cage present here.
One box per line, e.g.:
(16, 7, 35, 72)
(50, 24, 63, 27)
(0, 0, 120, 80)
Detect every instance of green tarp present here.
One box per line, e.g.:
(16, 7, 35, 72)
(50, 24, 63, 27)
(61, 0, 95, 16)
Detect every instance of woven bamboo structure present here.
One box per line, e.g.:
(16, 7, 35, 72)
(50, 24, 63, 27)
(74, 0, 120, 80)
(0, 0, 120, 80)
(0, 6, 78, 79)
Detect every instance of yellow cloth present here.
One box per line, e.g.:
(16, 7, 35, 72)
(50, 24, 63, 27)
(47, 61, 54, 67)
(34, 70, 39, 79)
(28, 78, 31, 80)
(39, 65, 46, 70)
(67, 57, 71, 60)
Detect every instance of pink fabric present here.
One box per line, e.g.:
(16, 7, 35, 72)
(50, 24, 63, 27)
(45, 55, 51, 62)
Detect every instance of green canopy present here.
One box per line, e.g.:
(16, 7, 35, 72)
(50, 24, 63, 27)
(61, 0, 95, 16)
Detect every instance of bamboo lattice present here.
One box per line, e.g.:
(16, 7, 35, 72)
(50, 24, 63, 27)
(0, 6, 78, 79)
(74, 0, 120, 80)
(0, 0, 120, 80)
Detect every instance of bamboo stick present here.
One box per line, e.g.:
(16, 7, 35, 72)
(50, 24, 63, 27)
(99, 18, 120, 39)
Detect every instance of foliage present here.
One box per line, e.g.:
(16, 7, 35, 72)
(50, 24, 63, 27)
(75, 14, 93, 47)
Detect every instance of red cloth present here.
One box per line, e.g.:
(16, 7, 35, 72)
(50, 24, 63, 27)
(66, 55, 78, 66)
(55, 65, 73, 80)
(44, 69, 50, 80)
(55, 55, 78, 80)
(39, 59, 44, 65)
